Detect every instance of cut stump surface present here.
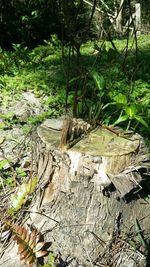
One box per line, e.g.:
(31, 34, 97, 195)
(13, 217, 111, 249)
(30, 119, 150, 266)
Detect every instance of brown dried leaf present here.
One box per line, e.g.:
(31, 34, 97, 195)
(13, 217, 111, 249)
(26, 255, 35, 266)
(35, 241, 45, 252)
(35, 250, 48, 258)
(20, 249, 31, 260)
(17, 243, 26, 254)
(20, 227, 27, 241)
(38, 154, 44, 177)
(38, 153, 49, 179)
(28, 229, 38, 248)
(24, 230, 30, 243)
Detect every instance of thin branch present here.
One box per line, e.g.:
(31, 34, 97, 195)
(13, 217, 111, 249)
(83, 0, 101, 12)
(83, 0, 115, 24)
(88, 0, 98, 29)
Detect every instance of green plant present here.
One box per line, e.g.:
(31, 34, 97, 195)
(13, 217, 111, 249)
(42, 252, 55, 267)
(12, 43, 30, 68)
(77, 70, 105, 121)
(0, 159, 9, 169)
(0, 112, 20, 129)
(0, 159, 15, 189)
(113, 104, 148, 130)
(0, 176, 15, 189)
(135, 218, 147, 249)
(0, 34, 150, 148)
(8, 177, 38, 215)
(16, 167, 27, 178)
(28, 110, 54, 126)
(84, 70, 114, 122)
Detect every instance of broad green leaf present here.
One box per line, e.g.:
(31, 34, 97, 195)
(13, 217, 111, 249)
(91, 71, 105, 92)
(125, 105, 137, 118)
(134, 115, 149, 128)
(113, 93, 127, 106)
(113, 115, 128, 126)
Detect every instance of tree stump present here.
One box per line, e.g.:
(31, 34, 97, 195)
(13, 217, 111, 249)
(29, 118, 150, 266)
(1, 118, 150, 267)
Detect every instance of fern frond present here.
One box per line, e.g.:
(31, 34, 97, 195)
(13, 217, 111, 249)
(8, 224, 48, 267)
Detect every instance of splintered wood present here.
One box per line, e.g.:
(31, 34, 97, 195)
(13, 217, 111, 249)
(35, 118, 150, 202)
(27, 118, 150, 267)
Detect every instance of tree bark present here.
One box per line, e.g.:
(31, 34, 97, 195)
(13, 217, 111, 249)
(0, 118, 150, 267)
(30, 119, 149, 266)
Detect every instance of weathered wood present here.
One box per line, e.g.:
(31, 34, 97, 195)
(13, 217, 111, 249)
(29, 119, 150, 266)
(36, 119, 148, 198)
(0, 118, 149, 267)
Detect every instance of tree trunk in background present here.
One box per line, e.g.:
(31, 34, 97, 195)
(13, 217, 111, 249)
(115, 0, 125, 36)
(135, 3, 141, 35)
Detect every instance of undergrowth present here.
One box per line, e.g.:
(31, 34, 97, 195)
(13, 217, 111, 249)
(0, 34, 150, 144)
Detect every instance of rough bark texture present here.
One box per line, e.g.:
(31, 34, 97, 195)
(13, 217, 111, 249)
(0, 118, 150, 267)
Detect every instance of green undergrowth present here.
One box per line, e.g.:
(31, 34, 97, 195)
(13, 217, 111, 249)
(0, 34, 150, 147)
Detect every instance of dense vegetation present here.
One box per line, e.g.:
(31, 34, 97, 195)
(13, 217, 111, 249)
(0, 34, 150, 146)
(0, 0, 150, 49)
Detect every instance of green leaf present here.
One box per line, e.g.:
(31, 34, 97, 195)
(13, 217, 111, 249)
(8, 177, 38, 215)
(48, 252, 55, 267)
(93, 103, 102, 120)
(113, 115, 128, 126)
(16, 167, 26, 177)
(26, 177, 38, 193)
(0, 123, 6, 129)
(134, 115, 149, 128)
(69, 76, 82, 84)
(102, 102, 115, 110)
(91, 71, 105, 92)
(113, 93, 127, 106)
(0, 159, 9, 170)
(125, 105, 137, 118)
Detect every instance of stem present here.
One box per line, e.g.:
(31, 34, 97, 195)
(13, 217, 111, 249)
(119, 109, 123, 118)
(73, 47, 81, 117)
(61, 28, 70, 112)
(87, 0, 97, 30)
(126, 119, 131, 130)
